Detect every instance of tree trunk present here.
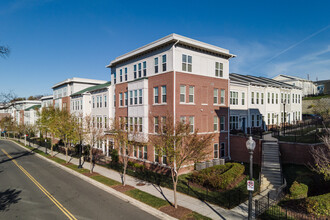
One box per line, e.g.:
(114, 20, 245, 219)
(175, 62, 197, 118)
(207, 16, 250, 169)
(51, 134, 54, 157)
(90, 147, 93, 173)
(122, 158, 127, 186)
(65, 142, 68, 163)
(171, 169, 178, 208)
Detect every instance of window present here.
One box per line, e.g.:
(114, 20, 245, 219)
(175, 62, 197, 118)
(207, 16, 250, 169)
(215, 62, 223, 77)
(124, 68, 127, 81)
(189, 86, 194, 103)
(230, 91, 238, 105)
(125, 117, 128, 130)
(154, 57, 158, 73)
(292, 94, 295, 103)
(129, 91, 133, 105)
(104, 95, 107, 107)
(133, 146, 137, 157)
(104, 117, 108, 128)
(154, 87, 159, 104)
(100, 96, 102, 108)
(252, 115, 255, 127)
(134, 64, 137, 79)
(189, 116, 194, 133)
(154, 149, 159, 163)
(161, 86, 166, 103)
(298, 95, 300, 103)
(281, 93, 283, 103)
(143, 146, 147, 160)
(162, 55, 166, 72)
(139, 146, 143, 159)
(80, 100, 82, 110)
(288, 94, 290, 104)
(138, 63, 142, 78)
(143, 61, 146, 77)
(251, 92, 254, 104)
(214, 143, 219, 158)
(133, 117, 138, 131)
(154, 117, 159, 133)
(182, 54, 192, 72)
(134, 90, 138, 105)
(119, 93, 123, 106)
(268, 92, 270, 104)
(161, 116, 166, 132)
(124, 92, 128, 106)
(256, 115, 260, 127)
(97, 96, 99, 108)
(268, 113, 271, 125)
(139, 89, 143, 104)
(242, 92, 245, 105)
(256, 92, 259, 104)
(272, 113, 275, 124)
(214, 116, 218, 131)
(285, 94, 287, 103)
(129, 117, 133, 131)
(113, 72, 116, 84)
(180, 116, 186, 123)
(114, 94, 116, 107)
(295, 94, 297, 103)
(276, 93, 278, 104)
(221, 89, 225, 104)
(261, 93, 264, 105)
(272, 93, 274, 104)
(139, 117, 142, 132)
(180, 85, 186, 103)
(220, 143, 225, 157)
(214, 89, 218, 104)
(230, 116, 239, 130)
(220, 116, 225, 131)
(162, 149, 167, 165)
(120, 69, 122, 82)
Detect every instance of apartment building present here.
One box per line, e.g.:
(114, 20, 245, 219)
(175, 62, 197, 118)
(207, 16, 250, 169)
(229, 73, 303, 133)
(52, 77, 107, 111)
(41, 95, 53, 109)
(273, 74, 317, 97)
(71, 81, 114, 156)
(106, 33, 235, 167)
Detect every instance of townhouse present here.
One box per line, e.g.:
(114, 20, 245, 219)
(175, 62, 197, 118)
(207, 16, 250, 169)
(229, 73, 303, 133)
(106, 33, 235, 166)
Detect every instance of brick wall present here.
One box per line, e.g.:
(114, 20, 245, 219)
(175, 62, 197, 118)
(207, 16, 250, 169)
(279, 142, 323, 165)
(230, 135, 262, 165)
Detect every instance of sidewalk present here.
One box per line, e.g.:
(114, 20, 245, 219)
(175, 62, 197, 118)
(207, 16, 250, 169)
(16, 139, 254, 220)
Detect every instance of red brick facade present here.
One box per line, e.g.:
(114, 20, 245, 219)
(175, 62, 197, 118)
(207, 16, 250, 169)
(230, 135, 262, 165)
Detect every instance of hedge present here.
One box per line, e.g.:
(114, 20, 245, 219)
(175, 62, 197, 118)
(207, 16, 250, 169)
(190, 163, 245, 190)
(305, 193, 330, 217)
(289, 181, 308, 199)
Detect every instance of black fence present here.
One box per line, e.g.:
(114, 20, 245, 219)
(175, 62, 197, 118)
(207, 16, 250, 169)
(260, 205, 322, 220)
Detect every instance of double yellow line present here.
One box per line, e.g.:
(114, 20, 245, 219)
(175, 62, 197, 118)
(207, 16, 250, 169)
(1, 149, 77, 220)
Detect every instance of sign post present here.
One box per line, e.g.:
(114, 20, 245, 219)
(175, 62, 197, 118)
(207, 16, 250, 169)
(247, 180, 254, 191)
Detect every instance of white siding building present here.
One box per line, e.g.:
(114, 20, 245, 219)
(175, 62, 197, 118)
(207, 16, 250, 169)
(229, 73, 303, 133)
(273, 74, 317, 97)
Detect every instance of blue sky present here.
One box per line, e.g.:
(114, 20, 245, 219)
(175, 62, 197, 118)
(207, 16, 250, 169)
(1, 0, 329, 98)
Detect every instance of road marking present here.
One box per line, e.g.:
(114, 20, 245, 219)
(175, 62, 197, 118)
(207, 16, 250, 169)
(1, 149, 77, 220)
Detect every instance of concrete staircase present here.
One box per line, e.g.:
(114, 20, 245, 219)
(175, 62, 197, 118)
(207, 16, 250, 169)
(260, 140, 283, 192)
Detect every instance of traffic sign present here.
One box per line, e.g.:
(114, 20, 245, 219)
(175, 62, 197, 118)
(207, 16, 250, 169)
(247, 180, 254, 191)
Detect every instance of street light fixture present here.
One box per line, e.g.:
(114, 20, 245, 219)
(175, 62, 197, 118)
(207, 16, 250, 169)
(246, 136, 256, 220)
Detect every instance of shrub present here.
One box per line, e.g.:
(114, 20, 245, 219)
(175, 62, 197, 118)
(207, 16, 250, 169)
(290, 181, 308, 199)
(305, 193, 330, 216)
(190, 163, 245, 190)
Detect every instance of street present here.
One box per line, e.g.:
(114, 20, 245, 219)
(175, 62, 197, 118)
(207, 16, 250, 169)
(0, 140, 159, 220)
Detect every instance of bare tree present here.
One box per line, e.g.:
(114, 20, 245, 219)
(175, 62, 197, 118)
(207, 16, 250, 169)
(310, 125, 330, 181)
(0, 90, 17, 104)
(0, 45, 10, 58)
(312, 99, 330, 120)
(108, 117, 142, 186)
(150, 116, 214, 208)
(83, 115, 104, 173)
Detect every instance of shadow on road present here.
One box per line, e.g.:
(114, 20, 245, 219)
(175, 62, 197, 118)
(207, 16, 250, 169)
(0, 150, 34, 165)
(0, 189, 21, 211)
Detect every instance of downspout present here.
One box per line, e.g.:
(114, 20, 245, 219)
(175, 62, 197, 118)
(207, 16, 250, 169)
(173, 39, 179, 173)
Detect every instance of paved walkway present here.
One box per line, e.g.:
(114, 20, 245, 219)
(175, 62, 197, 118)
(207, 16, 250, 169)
(14, 138, 257, 219)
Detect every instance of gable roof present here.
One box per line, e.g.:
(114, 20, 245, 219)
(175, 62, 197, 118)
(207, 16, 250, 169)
(24, 105, 41, 111)
(71, 81, 111, 97)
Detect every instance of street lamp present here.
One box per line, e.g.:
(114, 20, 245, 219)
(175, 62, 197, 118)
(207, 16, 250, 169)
(78, 144, 83, 169)
(246, 136, 256, 220)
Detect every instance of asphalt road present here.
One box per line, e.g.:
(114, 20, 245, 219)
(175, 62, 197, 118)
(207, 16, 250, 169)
(0, 139, 159, 220)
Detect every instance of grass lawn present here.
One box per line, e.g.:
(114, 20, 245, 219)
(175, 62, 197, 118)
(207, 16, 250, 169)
(125, 188, 169, 209)
(90, 175, 120, 187)
(303, 94, 330, 100)
(65, 164, 90, 174)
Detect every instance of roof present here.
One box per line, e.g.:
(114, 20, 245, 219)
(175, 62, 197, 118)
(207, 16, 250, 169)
(230, 73, 301, 89)
(52, 77, 107, 89)
(71, 81, 111, 97)
(107, 33, 236, 68)
(24, 105, 41, 111)
(274, 74, 315, 83)
(41, 95, 53, 100)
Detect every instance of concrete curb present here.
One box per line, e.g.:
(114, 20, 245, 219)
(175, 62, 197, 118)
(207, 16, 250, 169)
(8, 139, 177, 220)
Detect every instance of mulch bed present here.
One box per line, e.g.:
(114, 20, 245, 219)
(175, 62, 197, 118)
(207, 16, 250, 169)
(112, 185, 135, 193)
(83, 172, 100, 177)
(159, 205, 192, 219)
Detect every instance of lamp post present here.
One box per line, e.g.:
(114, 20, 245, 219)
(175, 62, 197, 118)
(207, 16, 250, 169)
(246, 136, 256, 220)
(78, 144, 83, 169)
